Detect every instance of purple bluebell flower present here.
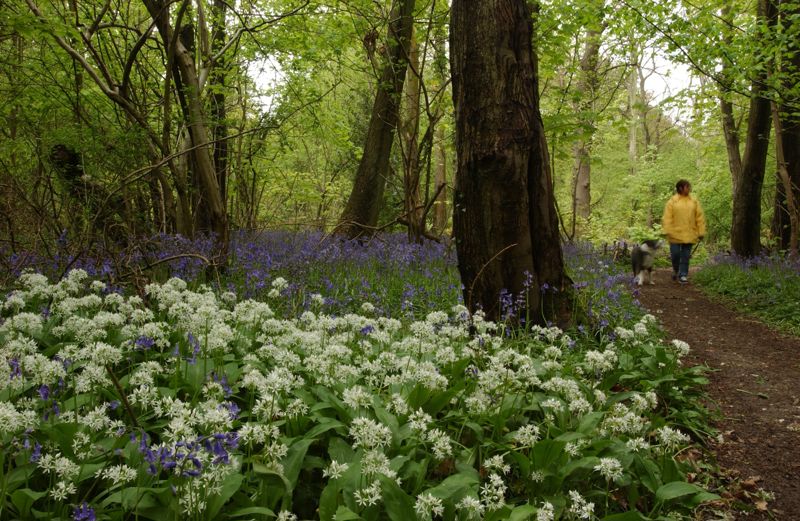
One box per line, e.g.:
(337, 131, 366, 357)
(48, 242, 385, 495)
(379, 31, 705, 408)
(8, 358, 21, 379)
(73, 503, 95, 521)
(30, 442, 42, 462)
(134, 335, 156, 351)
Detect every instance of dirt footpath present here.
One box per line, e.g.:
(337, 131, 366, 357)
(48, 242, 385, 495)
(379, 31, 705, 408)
(635, 269, 800, 520)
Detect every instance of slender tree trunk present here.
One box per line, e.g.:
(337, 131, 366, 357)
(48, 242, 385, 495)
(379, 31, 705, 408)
(143, 0, 228, 257)
(571, 25, 603, 225)
(772, 103, 799, 255)
(450, 0, 570, 324)
(337, 0, 416, 239)
(211, 0, 228, 209)
(401, 31, 423, 241)
(432, 124, 448, 234)
(627, 47, 639, 176)
(731, 0, 777, 257)
(719, 4, 744, 201)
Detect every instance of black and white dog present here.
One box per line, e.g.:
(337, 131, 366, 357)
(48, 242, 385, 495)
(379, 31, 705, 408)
(631, 240, 663, 286)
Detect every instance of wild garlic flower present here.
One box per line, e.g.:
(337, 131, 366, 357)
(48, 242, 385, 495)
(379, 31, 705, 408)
(633, 322, 648, 337)
(536, 501, 555, 521)
(543, 346, 562, 360)
(514, 424, 541, 447)
(568, 490, 595, 520)
(276, 512, 298, 521)
(614, 327, 635, 340)
(349, 417, 392, 450)
(584, 350, 615, 374)
(540, 397, 564, 413)
(408, 409, 432, 432)
(354, 480, 382, 508)
(670, 339, 691, 358)
(50, 480, 77, 501)
(456, 496, 484, 519)
(72, 431, 94, 459)
(388, 393, 409, 415)
(530, 470, 545, 482)
(480, 473, 507, 511)
(594, 457, 624, 482)
(626, 437, 651, 452)
(343, 386, 372, 410)
(95, 464, 138, 486)
(426, 429, 452, 459)
(323, 460, 349, 480)
(0, 402, 37, 435)
(484, 455, 511, 475)
(565, 439, 588, 457)
(655, 426, 690, 451)
(569, 398, 593, 416)
(415, 492, 444, 518)
(361, 450, 397, 480)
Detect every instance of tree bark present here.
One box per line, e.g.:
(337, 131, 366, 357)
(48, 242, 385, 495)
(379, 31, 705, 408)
(211, 0, 228, 210)
(770, 0, 800, 253)
(143, 0, 228, 257)
(432, 124, 448, 235)
(772, 103, 799, 255)
(730, 0, 777, 257)
(450, 0, 571, 324)
(401, 31, 423, 241)
(719, 4, 744, 200)
(571, 24, 603, 226)
(337, 0, 416, 239)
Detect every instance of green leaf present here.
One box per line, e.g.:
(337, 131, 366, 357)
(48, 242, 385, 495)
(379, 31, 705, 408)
(11, 489, 46, 515)
(206, 472, 244, 519)
(380, 476, 416, 520)
(634, 455, 661, 494)
(655, 481, 705, 502)
(333, 506, 363, 520)
(227, 506, 276, 518)
(531, 440, 566, 470)
(508, 503, 536, 520)
(305, 418, 346, 439)
(319, 481, 342, 521)
(283, 438, 315, 490)
(424, 471, 479, 500)
(688, 491, 721, 507)
(601, 512, 648, 521)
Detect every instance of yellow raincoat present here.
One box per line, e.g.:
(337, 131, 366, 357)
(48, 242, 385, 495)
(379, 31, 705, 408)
(662, 194, 706, 244)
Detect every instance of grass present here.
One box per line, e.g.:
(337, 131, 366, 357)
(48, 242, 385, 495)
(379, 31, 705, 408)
(693, 253, 800, 336)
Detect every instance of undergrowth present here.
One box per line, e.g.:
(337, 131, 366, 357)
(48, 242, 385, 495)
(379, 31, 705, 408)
(693, 253, 800, 336)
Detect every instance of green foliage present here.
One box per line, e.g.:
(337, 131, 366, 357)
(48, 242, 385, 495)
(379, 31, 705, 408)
(693, 256, 800, 336)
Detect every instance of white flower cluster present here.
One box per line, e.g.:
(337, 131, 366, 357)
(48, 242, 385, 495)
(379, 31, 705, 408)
(0, 270, 698, 518)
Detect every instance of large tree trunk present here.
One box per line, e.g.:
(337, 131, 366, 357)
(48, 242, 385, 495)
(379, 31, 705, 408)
(337, 0, 416, 239)
(450, 0, 570, 325)
(770, 0, 800, 253)
(730, 0, 777, 257)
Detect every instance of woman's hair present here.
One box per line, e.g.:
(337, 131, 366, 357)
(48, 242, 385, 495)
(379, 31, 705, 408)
(676, 179, 691, 193)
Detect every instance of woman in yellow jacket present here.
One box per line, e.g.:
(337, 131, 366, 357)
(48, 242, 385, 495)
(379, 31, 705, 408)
(662, 179, 706, 284)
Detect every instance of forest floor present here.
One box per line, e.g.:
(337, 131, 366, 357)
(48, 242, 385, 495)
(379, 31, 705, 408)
(637, 269, 800, 520)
